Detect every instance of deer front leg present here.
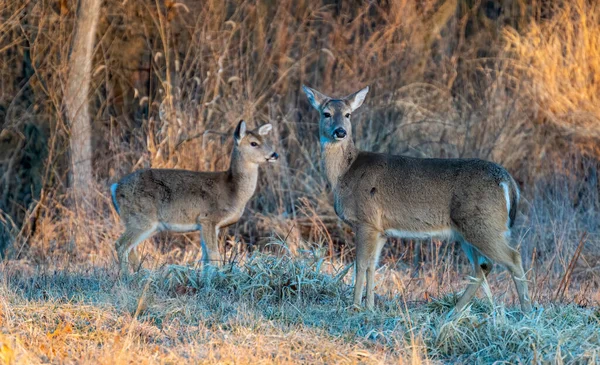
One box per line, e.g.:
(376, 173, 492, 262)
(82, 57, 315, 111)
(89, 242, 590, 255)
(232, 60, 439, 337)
(354, 225, 385, 310)
(200, 223, 222, 267)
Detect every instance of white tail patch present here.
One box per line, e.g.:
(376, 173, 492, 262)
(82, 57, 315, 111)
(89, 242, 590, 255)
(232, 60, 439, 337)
(499, 182, 511, 217)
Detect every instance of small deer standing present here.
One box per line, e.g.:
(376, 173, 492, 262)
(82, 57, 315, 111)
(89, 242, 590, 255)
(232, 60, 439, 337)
(302, 86, 532, 313)
(111, 121, 278, 277)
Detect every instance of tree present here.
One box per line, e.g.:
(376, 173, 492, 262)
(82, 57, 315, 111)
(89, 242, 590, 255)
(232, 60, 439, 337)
(64, 0, 102, 208)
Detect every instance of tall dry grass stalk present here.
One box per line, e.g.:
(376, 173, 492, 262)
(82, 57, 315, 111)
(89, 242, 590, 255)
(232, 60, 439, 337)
(504, 0, 600, 157)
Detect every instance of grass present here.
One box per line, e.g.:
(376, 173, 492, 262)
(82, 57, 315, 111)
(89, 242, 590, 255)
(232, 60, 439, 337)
(1, 249, 599, 364)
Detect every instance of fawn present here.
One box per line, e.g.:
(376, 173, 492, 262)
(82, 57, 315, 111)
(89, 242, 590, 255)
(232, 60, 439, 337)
(111, 120, 278, 277)
(302, 85, 532, 313)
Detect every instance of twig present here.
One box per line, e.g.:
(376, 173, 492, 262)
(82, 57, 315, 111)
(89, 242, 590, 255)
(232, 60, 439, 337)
(554, 232, 587, 302)
(174, 129, 227, 151)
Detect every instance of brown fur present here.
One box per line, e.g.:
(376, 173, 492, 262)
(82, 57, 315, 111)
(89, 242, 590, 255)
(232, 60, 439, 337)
(111, 121, 278, 277)
(303, 85, 532, 313)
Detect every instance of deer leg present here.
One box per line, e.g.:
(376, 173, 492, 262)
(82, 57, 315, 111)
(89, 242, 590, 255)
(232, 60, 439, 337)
(366, 232, 386, 310)
(503, 247, 532, 313)
(115, 226, 155, 278)
(200, 223, 222, 267)
(354, 225, 384, 309)
(454, 241, 489, 312)
(464, 230, 532, 313)
(486, 247, 531, 312)
(129, 246, 141, 272)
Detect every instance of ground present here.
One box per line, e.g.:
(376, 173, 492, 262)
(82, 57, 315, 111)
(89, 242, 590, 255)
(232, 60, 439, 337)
(1, 251, 598, 364)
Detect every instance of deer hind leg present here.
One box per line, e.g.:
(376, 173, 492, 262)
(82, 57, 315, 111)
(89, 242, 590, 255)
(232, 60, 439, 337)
(495, 243, 532, 313)
(463, 229, 532, 313)
(115, 224, 156, 278)
(200, 222, 222, 267)
(354, 225, 386, 310)
(454, 241, 494, 313)
(129, 246, 141, 272)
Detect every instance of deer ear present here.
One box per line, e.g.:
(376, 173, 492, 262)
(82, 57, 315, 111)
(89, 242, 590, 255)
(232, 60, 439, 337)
(302, 85, 328, 110)
(258, 123, 273, 136)
(346, 86, 369, 112)
(234, 120, 247, 143)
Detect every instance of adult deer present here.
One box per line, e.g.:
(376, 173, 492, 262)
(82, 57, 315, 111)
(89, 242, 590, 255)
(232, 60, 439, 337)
(111, 121, 278, 277)
(302, 85, 532, 313)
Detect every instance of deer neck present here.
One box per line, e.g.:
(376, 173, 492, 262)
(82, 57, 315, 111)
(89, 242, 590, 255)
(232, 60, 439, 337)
(228, 148, 259, 204)
(321, 137, 358, 190)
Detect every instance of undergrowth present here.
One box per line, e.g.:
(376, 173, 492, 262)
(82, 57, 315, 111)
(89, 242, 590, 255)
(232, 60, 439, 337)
(1, 250, 598, 364)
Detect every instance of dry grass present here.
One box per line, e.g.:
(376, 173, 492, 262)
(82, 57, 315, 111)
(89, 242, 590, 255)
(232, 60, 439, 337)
(0, 249, 599, 364)
(504, 0, 600, 144)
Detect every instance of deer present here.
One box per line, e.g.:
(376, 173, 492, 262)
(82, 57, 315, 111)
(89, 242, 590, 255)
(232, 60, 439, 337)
(302, 85, 532, 314)
(110, 120, 279, 277)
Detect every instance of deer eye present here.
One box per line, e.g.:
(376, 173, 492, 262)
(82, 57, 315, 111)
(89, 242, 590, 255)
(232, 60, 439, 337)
(345, 113, 351, 118)
(323, 112, 331, 118)
(250, 142, 259, 147)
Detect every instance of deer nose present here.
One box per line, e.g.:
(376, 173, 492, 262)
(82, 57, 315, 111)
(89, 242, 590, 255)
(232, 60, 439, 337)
(333, 128, 347, 140)
(268, 152, 279, 161)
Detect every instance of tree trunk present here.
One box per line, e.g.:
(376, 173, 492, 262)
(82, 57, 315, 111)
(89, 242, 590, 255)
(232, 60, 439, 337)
(64, 0, 101, 208)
